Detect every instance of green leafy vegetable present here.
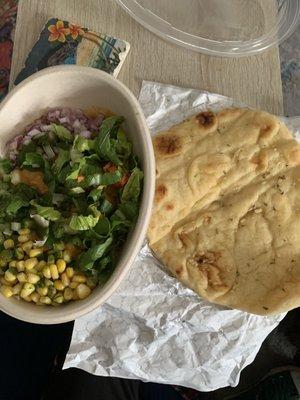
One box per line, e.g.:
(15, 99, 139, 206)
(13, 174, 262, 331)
(0, 159, 13, 174)
(101, 170, 122, 185)
(116, 129, 132, 159)
(121, 167, 143, 203)
(88, 187, 103, 202)
(99, 199, 114, 215)
(93, 216, 110, 237)
(53, 149, 70, 174)
(7, 197, 28, 216)
(22, 153, 44, 169)
(69, 214, 100, 231)
(51, 124, 72, 142)
(73, 135, 94, 152)
(95, 116, 124, 164)
(16, 142, 37, 165)
(66, 159, 85, 181)
(31, 201, 61, 221)
(79, 237, 113, 270)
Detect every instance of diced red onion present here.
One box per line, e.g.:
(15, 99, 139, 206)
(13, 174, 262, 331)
(41, 125, 53, 131)
(5, 107, 106, 162)
(26, 128, 41, 137)
(80, 130, 92, 138)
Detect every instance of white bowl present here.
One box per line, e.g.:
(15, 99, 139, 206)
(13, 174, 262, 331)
(0, 65, 155, 324)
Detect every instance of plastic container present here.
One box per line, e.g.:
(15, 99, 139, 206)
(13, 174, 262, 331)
(116, 0, 300, 57)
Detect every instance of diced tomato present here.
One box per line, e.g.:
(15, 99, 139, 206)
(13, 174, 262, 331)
(77, 175, 85, 183)
(111, 173, 130, 189)
(18, 169, 48, 194)
(103, 162, 117, 173)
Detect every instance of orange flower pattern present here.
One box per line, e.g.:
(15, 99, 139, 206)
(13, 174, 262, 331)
(68, 23, 85, 40)
(48, 20, 70, 43)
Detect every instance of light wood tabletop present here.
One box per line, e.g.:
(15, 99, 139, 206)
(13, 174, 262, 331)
(11, 0, 283, 114)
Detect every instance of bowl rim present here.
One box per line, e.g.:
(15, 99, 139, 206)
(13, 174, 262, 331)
(0, 65, 155, 324)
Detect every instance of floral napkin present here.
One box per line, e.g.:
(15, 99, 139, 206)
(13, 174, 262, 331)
(14, 17, 130, 85)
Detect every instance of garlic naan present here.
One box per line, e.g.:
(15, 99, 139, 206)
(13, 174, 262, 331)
(148, 108, 300, 315)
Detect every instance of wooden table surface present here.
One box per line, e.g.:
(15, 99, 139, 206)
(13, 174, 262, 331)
(11, 0, 283, 114)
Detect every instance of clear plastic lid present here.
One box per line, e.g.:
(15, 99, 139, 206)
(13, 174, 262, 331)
(116, 0, 300, 57)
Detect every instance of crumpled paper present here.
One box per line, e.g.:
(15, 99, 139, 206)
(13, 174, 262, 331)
(64, 81, 300, 392)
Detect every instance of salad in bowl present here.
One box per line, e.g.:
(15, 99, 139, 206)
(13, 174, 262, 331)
(0, 106, 143, 306)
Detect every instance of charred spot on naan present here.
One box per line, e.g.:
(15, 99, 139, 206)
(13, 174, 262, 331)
(155, 184, 168, 202)
(196, 111, 216, 129)
(154, 134, 183, 157)
(175, 267, 183, 277)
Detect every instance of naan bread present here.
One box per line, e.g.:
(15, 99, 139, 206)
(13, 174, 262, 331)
(148, 108, 300, 315)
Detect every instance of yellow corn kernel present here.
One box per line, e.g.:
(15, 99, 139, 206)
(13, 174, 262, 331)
(12, 283, 22, 295)
(21, 241, 33, 253)
(22, 295, 32, 302)
(9, 261, 17, 268)
(61, 272, 70, 287)
(66, 267, 74, 279)
(56, 259, 66, 273)
(54, 280, 64, 291)
(3, 239, 14, 249)
(30, 292, 40, 303)
(0, 277, 11, 285)
(16, 260, 25, 272)
(4, 270, 17, 283)
(3, 239, 15, 249)
(49, 264, 59, 280)
(53, 294, 64, 304)
(19, 228, 30, 235)
(63, 287, 73, 301)
(39, 296, 51, 304)
(18, 234, 30, 243)
(72, 290, 79, 300)
(76, 284, 91, 299)
(86, 277, 97, 289)
(69, 281, 79, 289)
(20, 282, 35, 298)
(37, 286, 48, 296)
(72, 274, 86, 283)
(29, 248, 43, 258)
(24, 257, 38, 270)
(3, 239, 14, 250)
(17, 272, 27, 283)
(0, 285, 13, 297)
(26, 273, 40, 284)
(36, 260, 46, 271)
(42, 266, 51, 279)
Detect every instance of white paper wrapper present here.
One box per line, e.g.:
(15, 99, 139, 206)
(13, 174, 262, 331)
(64, 81, 300, 392)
